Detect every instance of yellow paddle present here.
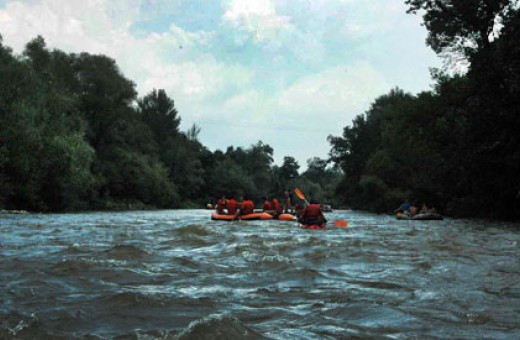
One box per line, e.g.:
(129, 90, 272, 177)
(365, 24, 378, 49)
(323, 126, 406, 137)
(294, 188, 348, 228)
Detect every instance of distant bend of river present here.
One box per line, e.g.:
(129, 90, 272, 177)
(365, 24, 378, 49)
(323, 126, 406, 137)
(1, 209, 520, 339)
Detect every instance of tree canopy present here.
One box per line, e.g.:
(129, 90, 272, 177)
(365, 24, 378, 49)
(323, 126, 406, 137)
(0, 35, 336, 211)
(405, 0, 511, 56)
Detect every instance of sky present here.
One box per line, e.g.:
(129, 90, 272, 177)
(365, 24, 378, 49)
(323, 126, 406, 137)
(0, 0, 441, 168)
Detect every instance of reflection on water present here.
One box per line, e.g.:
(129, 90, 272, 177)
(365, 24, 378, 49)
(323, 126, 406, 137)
(1, 210, 520, 338)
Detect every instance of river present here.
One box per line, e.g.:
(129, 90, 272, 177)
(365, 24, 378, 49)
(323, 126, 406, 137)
(1, 209, 519, 339)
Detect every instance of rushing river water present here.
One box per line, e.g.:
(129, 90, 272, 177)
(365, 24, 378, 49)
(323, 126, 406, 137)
(1, 209, 520, 339)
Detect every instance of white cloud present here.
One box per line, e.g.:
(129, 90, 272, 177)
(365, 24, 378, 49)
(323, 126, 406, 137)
(277, 61, 389, 125)
(194, 61, 391, 149)
(0, 0, 139, 53)
(222, 0, 292, 43)
(215, 61, 390, 128)
(140, 54, 253, 105)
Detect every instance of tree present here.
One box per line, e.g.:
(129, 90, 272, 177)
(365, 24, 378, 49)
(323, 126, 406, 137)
(208, 158, 256, 199)
(224, 141, 274, 199)
(454, 6, 520, 218)
(0, 36, 99, 210)
(137, 89, 207, 206)
(97, 147, 178, 208)
(301, 157, 342, 206)
(23, 35, 50, 72)
(75, 52, 137, 151)
(304, 157, 328, 184)
(279, 156, 300, 182)
(328, 88, 413, 210)
(39, 134, 96, 210)
(270, 156, 299, 196)
(186, 123, 201, 141)
(165, 133, 206, 203)
(405, 0, 511, 57)
(138, 89, 181, 147)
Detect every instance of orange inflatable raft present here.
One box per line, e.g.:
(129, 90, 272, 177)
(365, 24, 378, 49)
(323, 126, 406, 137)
(211, 212, 296, 221)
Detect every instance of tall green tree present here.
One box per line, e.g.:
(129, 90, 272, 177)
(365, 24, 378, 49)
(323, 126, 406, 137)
(302, 157, 342, 206)
(225, 141, 274, 199)
(75, 53, 137, 150)
(453, 6, 520, 218)
(138, 89, 181, 148)
(405, 0, 511, 56)
(166, 133, 206, 204)
(271, 156, 299, 197)
(328, 88, 414, 210)
(138, 89, 206, 205)
(279, 156, 300, 183)
(406, 1, 520, 218)
(208, 158, 256, 199)
(0, 36, 98, 211)
(71, 53, 180, 209)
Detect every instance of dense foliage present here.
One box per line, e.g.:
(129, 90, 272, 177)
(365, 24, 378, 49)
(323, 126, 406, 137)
(0, 34, 338, 212)
(329, 1, 520, 219)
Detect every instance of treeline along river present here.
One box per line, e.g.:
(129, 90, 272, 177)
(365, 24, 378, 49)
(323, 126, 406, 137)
(1, 210, 520, 339)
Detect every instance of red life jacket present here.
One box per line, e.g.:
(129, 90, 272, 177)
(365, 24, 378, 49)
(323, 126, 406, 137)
(241, 200, 255, 215)
(272, 198, 282, 213)
(216, 198, 226, 214)
(226, 199, 238, 215)
(301, 204, 322, 219)
(262, 200, 272, 211)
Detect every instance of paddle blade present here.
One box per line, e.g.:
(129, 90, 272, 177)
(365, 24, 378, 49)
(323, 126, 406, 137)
(294, 188, 306, 200)
(333, 220, 348, 227)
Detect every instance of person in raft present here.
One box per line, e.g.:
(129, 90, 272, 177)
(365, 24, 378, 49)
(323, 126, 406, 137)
(283, 190, 292, 213)
(271, 196, 283, 218)
(261, 196, 282, 218)
(409, 202, 418, 216)
(299, 199, 327, 227)
(419, 202, 436, 214)
(294, 203, 304, 218)
(226, 196, 238, 215)
(234, 195, 255, 218)
(216, 195, 226, 214)
(261, 196, 272, 212)
(394, 199, 411, 214)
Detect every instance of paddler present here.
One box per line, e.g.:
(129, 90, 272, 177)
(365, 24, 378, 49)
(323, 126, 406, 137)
(299, 198, 327, 227)
(226, 195, 238, 215)
(216, 195, 226, 214)
(283, 190, 292, 213)
(271, 196, 283, 217)
(261, 196, 272, 212)
(394, 198, 411, 215)
(234, 195, 255, 219)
